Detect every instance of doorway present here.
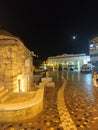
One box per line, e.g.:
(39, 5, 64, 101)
(18, 79, 21, 92)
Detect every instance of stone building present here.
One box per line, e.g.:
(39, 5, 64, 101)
(0, 29, 33, 92)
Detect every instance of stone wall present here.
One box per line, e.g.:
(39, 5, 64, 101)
(0, 86, 44, 122)
(0, 35, 33, 92)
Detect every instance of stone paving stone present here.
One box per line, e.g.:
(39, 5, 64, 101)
(9, 128, 15, 130)
(0, 73, 63, 130)
(2, 71, 98, 130)
(64, 77, 98, 130)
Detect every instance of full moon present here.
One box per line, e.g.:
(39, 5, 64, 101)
(72, 36, 76, 39)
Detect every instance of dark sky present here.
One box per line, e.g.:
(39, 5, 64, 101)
(0, 0, 98, 60)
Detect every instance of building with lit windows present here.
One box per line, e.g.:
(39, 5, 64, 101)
(47, 53, 90, 71)
(89, 36, 98, 70)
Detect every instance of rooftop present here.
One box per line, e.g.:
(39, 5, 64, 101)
(0, 29, 14, 37)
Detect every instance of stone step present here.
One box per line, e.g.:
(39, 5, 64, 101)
(0, 87, 4, 92)
(0, 89, 8, 98)
(0, 87, 10, 103)
(41, 77, 52, 82)
(0, 94, 10, 103)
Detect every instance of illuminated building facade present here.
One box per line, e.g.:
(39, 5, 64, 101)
(0, 30, 33, 92)
(47, 53, 90, 71)
(89, 37, 98, 68)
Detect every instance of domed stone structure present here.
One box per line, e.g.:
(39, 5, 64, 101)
(0, 30, 44, 122)
(0, 29, 33, 92)
(0, 29, 14, 37)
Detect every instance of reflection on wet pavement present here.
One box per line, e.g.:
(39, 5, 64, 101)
(63, 71, 98, 129)
(1, 71, 98, 130)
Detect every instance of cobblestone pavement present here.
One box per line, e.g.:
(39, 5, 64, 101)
(64, 73, 98, 130)
(1, 71, 98, 130)
(0, 72, 64, 130)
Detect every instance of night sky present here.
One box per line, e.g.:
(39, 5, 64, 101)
(0, 0, 98, 60)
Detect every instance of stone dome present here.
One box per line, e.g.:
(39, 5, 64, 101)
(0, 29, 14, 37)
